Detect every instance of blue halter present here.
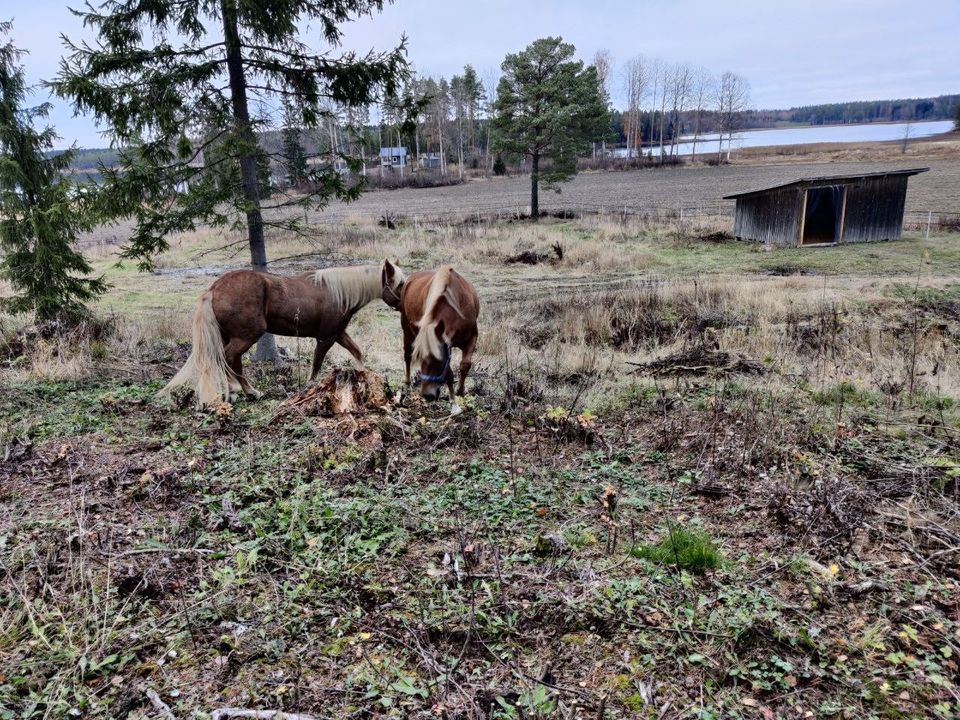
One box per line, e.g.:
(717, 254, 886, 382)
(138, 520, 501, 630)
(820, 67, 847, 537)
(416, 343, 451, 383)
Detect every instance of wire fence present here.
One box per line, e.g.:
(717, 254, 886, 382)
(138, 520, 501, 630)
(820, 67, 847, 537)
(903, 210, 960, 235)
(71, 202, 960, 255)
(389, 202, 960, 235)
(389, 200, 737, 229)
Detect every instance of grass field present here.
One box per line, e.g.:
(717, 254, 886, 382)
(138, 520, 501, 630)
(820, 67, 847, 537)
(3, 162, 960, 719)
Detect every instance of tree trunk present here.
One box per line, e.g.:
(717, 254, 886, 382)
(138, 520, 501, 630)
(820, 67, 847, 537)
(437, 112, 445, 176)
(221, 0, 276, 362)
(457, 114, 463, 181)
(691, 109, 700, 162)
(397, 128, 403, 180)
(485, 121, 491, 177)
(530, 152, 539, 221)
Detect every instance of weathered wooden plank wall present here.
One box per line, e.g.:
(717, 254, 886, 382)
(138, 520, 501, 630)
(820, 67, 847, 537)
(842, 175, 909, 243)
(733, 188, 802, 246)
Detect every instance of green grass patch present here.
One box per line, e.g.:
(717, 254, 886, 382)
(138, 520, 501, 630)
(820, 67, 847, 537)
(630, 524, 722, 573)
(811, 380, 880, 409)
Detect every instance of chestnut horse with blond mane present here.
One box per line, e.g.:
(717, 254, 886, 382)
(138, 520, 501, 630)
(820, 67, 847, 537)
(400, 265, 479, 402)
(159, 259, 405, 406)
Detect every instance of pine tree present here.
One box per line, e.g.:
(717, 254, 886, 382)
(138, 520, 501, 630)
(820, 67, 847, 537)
(492, 38, 608, 220)
(0, 23, 106, 324)
(52, 0, 408, 359)
(281, 97, 308, 188)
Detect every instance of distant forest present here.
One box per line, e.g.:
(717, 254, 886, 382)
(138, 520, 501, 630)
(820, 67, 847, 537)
(58, 93, 959, 172)
(744, 94, 960, 127)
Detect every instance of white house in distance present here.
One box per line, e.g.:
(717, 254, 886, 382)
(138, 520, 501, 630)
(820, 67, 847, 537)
(379, 146, 407, 169)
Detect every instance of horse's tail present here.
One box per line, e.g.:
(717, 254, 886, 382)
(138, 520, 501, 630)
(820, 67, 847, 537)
(157, 291, 232, 407)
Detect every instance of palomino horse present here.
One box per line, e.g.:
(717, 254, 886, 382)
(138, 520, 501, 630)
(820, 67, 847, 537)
(159, 259, 405, 406)
(400, 265, 479, 402)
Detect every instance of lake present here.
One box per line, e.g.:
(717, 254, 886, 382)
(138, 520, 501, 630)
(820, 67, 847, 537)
(614, 119, 954, 158)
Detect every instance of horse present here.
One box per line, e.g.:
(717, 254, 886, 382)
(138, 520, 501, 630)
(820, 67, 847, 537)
(399, 265, 479, 403)
(158, 259, 405, 406)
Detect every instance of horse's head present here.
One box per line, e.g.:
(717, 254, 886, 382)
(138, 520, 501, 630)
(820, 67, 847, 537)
(380, 259, 405, 310)
(413, 320, 450, 402)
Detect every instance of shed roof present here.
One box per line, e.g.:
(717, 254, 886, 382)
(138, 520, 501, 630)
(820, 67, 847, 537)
(722, 167, 929, 200)
(379, 146, 407, 156)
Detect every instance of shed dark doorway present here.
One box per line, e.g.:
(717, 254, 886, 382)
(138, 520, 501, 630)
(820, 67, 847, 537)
(802, 185, 844, 245)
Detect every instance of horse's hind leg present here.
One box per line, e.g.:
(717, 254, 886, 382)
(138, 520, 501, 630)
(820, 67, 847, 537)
(337, 331, 365, 369)
(220, 334, 243, 398)
(456, 334, 477, 396)
(225, 337, 262, 400)
(310, 338, 335, 381)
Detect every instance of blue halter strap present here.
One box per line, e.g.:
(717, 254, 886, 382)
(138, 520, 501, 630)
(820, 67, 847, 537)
(416, 343, 451, 383)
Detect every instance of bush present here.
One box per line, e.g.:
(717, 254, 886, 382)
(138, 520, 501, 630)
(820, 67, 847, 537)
(631, 524, 722, 572)
(361, 171, 464, 191)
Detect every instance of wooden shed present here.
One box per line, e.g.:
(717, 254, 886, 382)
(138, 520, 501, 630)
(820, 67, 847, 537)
(724, 168, 928, 247)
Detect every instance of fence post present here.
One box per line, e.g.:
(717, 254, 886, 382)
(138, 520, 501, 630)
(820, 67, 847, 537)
(926, 211, 932, 239)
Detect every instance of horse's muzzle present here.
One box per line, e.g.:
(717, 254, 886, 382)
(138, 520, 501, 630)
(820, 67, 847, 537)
(421, 384, 442, 402)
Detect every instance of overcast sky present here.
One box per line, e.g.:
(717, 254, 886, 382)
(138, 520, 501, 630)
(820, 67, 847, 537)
(9, 0, 960, 148)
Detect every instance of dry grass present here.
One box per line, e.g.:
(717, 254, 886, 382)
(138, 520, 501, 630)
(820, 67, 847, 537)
(12, 207, 960, 409)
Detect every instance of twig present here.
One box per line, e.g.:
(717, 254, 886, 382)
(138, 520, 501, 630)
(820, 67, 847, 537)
(210, 710, 320, 720)
(145, 688, 176, 720)
(116, 547, 216, 557)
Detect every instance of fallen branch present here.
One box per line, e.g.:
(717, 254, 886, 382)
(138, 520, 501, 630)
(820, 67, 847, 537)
(627, 347, 766, 377)
(145, 688, 176, 720)
(210, 710, 320, 720)
(118, 547, 216, 557)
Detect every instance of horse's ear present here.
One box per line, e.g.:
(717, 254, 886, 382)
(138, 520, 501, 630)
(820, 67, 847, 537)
(382, 258, 396, 284)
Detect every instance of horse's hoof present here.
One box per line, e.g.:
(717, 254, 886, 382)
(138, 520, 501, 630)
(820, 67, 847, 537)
(249, 389, 263, 400)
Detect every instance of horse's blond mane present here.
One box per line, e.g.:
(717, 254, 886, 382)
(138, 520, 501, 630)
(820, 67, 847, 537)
(313, 261, 395, 311)
(412, 266, 462, 364)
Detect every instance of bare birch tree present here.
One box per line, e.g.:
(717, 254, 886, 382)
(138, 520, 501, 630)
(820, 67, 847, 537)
(715, 71, 751, 163)
(622, 55, 648, 158)
(482, 67, 500, 175)
(667, 63, 692, 157)
(593, 49, 613, 159)
(655, 60, 669, 161)
(689, 67, 713, 162)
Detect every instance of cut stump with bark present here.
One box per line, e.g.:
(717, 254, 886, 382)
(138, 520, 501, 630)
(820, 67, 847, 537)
(275, 368, 388, 418)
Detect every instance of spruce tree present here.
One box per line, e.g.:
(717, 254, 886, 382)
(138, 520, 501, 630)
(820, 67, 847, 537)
(281, 97, 309, 188)
(0, 23, 105, 325)
(52, 0, 407, 359)
(492, 38, 608, 220)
